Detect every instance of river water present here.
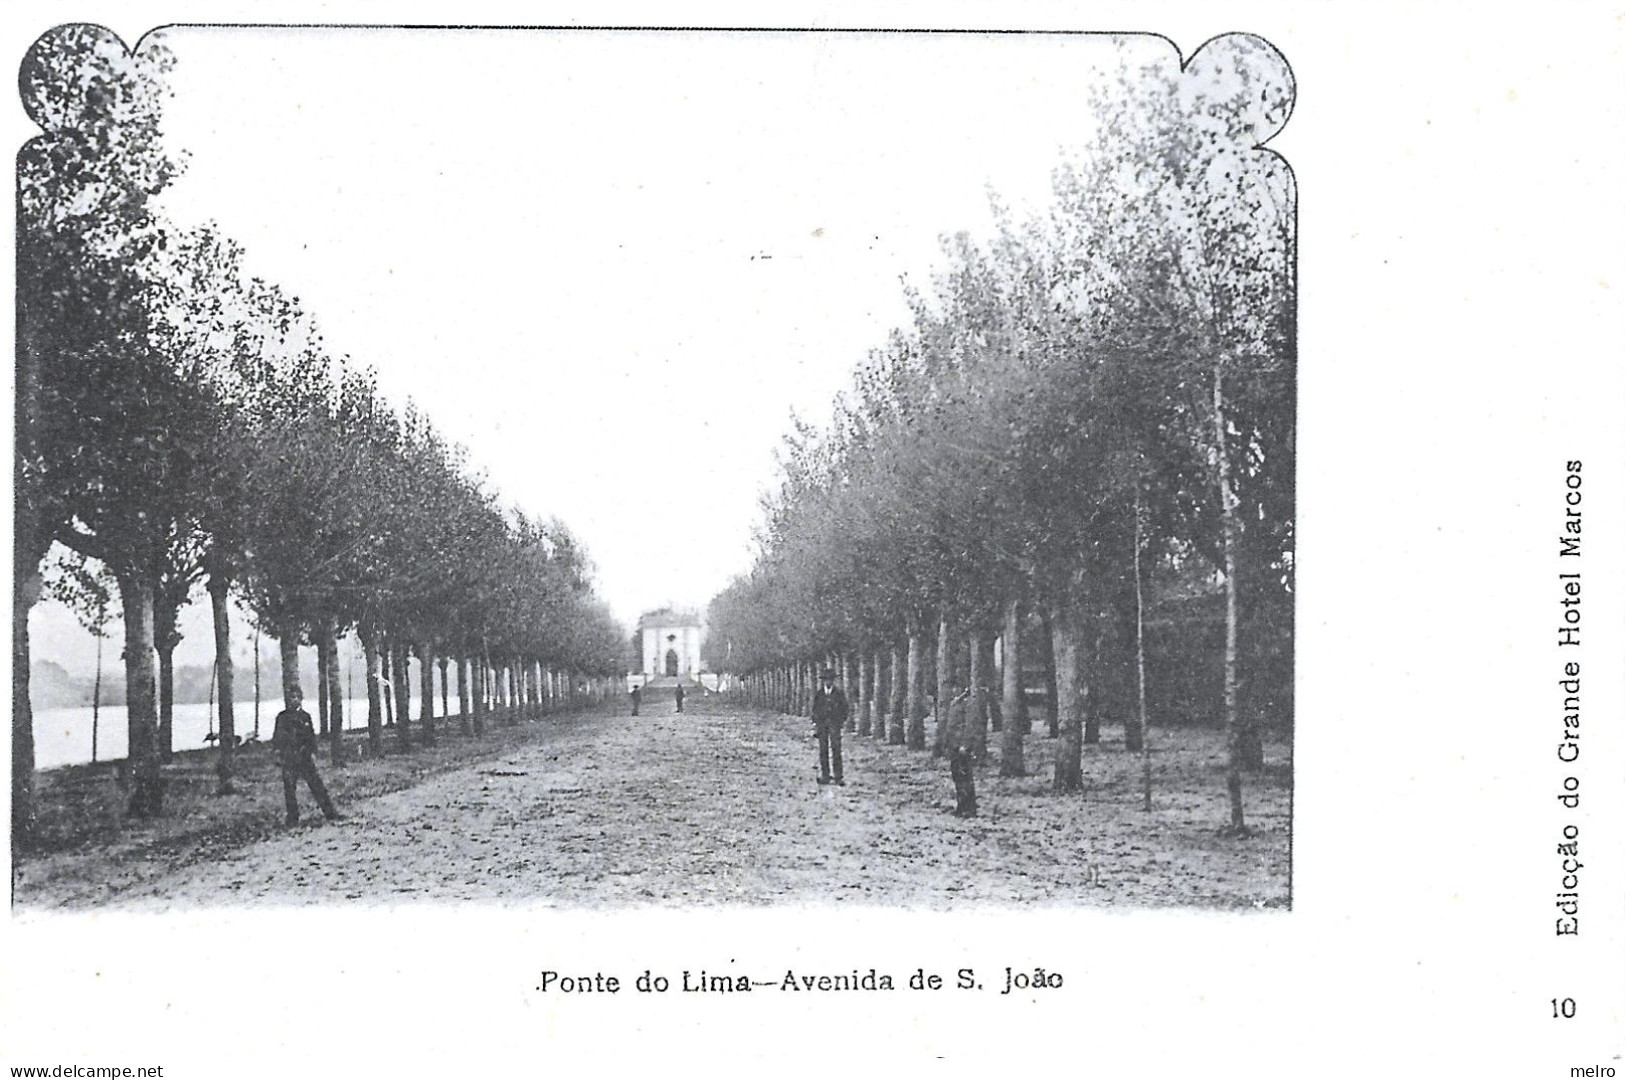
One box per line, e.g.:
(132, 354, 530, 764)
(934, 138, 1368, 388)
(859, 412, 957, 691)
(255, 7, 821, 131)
(31, 694, 472, 771)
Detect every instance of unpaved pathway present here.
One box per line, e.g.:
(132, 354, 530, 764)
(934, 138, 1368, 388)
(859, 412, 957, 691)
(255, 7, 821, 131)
(37, 695, 1291, 909)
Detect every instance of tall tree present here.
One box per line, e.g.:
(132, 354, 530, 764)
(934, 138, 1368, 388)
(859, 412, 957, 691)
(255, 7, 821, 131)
(16, 24, 181, 830)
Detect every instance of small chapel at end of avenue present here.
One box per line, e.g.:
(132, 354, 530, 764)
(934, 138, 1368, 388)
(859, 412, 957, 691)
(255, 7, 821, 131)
(638, 607, 705, 679)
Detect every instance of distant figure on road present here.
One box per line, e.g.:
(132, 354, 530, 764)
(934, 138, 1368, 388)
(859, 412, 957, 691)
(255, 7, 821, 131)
(943, 678, 977, 817)
(812, 667, 849, 786)
(630, 684, 642, 716)
(272, 687, 342, 826)
(674, 683, 686, 713)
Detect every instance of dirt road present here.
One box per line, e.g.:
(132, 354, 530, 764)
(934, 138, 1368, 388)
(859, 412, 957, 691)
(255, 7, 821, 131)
(20, 693, 1290, 909)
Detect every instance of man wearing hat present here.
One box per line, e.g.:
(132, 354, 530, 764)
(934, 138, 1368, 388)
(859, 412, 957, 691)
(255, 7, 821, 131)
(811, 667, 850, 785)
(271, 686, 343, 826)
(942, 675, 978, 817)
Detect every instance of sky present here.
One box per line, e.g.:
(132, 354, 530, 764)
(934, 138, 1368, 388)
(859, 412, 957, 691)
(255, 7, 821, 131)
(31, 27, 1169, 670)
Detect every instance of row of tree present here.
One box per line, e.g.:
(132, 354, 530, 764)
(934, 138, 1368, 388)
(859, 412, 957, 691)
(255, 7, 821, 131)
(705, 36, 1295, 832)
(14, 25, 624, 844)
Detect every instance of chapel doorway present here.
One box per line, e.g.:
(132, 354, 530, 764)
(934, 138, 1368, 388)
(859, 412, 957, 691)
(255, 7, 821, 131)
(665, 650, 679, 677)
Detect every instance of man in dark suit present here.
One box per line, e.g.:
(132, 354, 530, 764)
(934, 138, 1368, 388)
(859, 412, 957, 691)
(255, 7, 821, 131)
(812, 667, 849, 785)
(943, 678, 978, 817)
(271, 687, 342, 825)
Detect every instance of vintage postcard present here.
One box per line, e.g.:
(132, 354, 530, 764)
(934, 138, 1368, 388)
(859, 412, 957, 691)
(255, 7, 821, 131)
(4, 4, 1621, 1075)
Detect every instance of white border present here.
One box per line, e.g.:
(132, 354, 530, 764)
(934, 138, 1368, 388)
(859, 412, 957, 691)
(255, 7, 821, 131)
(4, 4, 1622, 1075)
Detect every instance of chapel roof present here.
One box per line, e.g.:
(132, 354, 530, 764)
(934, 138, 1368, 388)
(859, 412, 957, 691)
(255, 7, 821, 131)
(638, 606, 701, 629)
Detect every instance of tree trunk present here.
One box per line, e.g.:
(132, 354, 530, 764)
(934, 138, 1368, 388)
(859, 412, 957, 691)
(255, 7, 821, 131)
(316, 633, 330, 736)
(999, 594, 1027, 777)
(1134, 492, 1152, 809)
(120, 575, 164, 817)
(457, 655, 471, 734)
(869, 650, 885, 738)
(278, 622, 301, 708)
(12, 568, 44, 844)
(967, 629, 989, 762)
(1214, 363, 1249, 833)
(156, 638, 176, 763)
(887, 644, 907, 744)
(360, 621, 383, 752)
(856, 652, 871, 737)
(208, 576, 236, 793)
(905, 622, 928, 751)
(1038, 606, 1060, 738)
(419, 642, 436, 745)
(153, 583, 185, 763)
(93, 633, 103, 764)
(1050, 598, 1086, 794)
(381, 639, 395, 727)
(1119, 601, 1144, 756)
(840, 652, 856, 732)
(253, 630, 262, 738)
(932, 614, 954, 758)
(472, 656, 486, 735)
(154, 594, 180, 762)
(12, 372, 49, 838)
(394, 639, 413, 749)
(439, 655, 450, 724)
(322, 623, 344, 765)
(983, 635, 1002, 733)
(1083, 623, 1103, 747)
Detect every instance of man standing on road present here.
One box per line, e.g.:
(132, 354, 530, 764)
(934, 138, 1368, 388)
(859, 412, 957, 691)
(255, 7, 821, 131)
(272, 687, 343, 826)
(674, 683, 686, 713)
(630, 684, 642, 716)
(812, 667, 849, 786)
(943, 677, 977, 817)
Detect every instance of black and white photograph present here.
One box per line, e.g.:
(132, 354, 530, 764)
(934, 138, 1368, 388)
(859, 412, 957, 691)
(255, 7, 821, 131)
(13, 25, 1293, 910)
(3, 5, 1622, 1076)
